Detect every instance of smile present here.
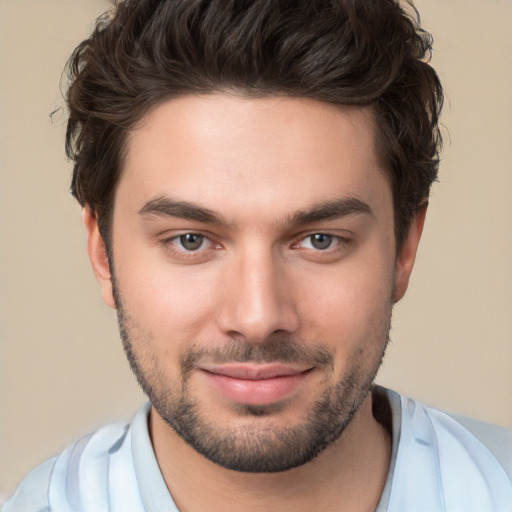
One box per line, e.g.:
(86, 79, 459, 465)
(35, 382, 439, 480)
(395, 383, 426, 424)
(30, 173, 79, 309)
(198, 364, 314, 406)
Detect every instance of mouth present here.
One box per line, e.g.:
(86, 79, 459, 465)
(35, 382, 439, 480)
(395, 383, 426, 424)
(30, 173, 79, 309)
(198, 363, 314, 406)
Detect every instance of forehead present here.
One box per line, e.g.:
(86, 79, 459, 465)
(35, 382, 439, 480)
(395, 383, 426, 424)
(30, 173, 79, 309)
(117, 94, 390, 222)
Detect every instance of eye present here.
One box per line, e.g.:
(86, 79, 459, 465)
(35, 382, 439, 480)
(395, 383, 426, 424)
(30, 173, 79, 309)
(300, 233, 337, 250)
(309, 233, 333, 250)
(161, 231, 221, 262)
(176, 233, 207, 251)
(291, 232, 352, 261)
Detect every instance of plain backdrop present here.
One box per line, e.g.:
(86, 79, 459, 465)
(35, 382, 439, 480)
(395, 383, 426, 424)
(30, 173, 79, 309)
(1, 0, 511, 500)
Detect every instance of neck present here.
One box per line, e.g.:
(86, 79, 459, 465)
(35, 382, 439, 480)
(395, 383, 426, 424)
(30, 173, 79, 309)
(150, 393, 391, 512)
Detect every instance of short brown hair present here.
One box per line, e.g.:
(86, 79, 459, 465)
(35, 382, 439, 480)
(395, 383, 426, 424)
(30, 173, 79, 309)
(66, 0, 443, 248)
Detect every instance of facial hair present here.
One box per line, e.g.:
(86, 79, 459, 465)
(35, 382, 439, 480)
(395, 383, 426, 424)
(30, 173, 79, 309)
(112, 274, 391, 473)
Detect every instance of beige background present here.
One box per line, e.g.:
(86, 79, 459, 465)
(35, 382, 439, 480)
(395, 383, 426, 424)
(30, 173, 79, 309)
(0, 0, 511, 500)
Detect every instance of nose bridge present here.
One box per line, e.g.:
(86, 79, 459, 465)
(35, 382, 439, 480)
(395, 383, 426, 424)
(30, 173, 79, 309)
(216, 242, 298, 342)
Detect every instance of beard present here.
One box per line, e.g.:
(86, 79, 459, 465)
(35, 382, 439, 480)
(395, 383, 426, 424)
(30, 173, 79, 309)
(112, 275, 391, 473)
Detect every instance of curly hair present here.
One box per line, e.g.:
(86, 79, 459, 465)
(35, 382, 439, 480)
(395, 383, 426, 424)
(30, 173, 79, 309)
(65, 0, 443, 249)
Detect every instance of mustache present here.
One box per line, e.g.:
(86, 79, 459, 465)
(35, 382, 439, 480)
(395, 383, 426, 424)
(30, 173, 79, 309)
(180, 337, 334, 372)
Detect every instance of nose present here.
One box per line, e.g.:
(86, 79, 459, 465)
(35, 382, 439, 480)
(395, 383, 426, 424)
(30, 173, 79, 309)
(215, 247, 300, 343)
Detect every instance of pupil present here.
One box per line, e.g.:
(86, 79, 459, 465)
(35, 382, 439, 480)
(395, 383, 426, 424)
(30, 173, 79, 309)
(311, 234, 332, 250)
(180, 234, 203, 250)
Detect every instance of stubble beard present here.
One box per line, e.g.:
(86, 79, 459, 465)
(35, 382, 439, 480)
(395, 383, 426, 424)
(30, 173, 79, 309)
(112, 276, 391, 473)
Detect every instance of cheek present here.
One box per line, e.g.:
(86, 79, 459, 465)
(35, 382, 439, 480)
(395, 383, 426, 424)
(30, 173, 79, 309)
(113, 250, 220, 349)
(295, 256, 394, 345)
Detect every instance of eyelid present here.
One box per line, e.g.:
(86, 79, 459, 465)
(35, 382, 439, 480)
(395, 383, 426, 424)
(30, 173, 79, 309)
(159, 229, 353, 262)
(291, 231, 352, 249)
(169, 233, 211, 251)
(160, 229, 217, 244)
(160, 231, 222, 261)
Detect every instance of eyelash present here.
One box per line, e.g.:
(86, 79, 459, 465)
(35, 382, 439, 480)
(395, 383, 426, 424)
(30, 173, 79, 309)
(162, 233, 220, 260)
(161, 232, 351, 260)
(292, 233, 349, 251)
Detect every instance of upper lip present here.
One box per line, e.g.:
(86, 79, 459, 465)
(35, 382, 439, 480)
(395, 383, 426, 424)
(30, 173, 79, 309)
(199, 364, 313, 380)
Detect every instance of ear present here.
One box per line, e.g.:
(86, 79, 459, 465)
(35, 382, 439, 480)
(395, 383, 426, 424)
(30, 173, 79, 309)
(393, 202, 428, 303)
(82, 208, 116, 309)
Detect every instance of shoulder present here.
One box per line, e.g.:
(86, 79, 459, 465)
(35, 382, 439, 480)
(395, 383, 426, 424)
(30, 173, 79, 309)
(410, 397, 512, 479)
(2, 457, 56, 512)
(447, 411, 512, 479)
(376, 387, 512, 511)
(3, 422, 136, 512)
(396, 393, 512, 510)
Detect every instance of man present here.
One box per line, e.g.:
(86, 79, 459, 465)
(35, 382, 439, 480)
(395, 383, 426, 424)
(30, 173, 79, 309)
(4, 0, 512, 511)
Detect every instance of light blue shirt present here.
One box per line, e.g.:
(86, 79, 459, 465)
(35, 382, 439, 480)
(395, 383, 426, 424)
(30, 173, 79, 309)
(4, 387, 512, 512)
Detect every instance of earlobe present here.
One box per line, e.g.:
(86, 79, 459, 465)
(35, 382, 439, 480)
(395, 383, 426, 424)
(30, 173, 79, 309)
(82, 208, 116, 309)
(393, 202, 428, 303)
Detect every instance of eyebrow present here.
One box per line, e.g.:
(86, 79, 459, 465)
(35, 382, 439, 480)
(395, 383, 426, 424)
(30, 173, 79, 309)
(284, 197, 372, 226)
(138, 195, 372, 228)
(138, 196, 231, 227)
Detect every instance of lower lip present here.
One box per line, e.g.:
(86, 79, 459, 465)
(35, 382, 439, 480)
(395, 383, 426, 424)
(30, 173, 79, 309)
(201, 370, 309, 406)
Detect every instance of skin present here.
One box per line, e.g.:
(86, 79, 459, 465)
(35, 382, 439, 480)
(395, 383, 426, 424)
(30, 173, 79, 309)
(84, 94, 426, 512)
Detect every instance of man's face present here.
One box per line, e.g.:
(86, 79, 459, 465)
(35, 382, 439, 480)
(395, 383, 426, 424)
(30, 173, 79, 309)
(88, 94, 418, 472)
